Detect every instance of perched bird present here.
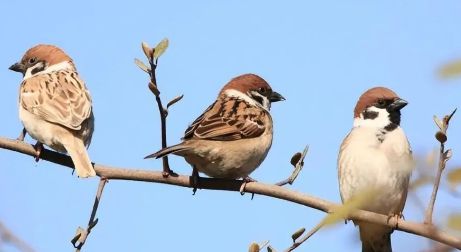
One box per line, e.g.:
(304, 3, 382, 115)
(9, 44, 96, 178)
(145, 74, 284, 181)
(338, 87, 414, 252)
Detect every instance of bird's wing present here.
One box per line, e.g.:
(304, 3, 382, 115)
(183, 96, 268, 141)
(20, 71, 92, 130)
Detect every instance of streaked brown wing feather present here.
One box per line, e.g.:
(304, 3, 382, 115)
(20, 71, 92, 130)
(183, 96, 267, 141)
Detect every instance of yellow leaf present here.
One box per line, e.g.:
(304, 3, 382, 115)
(321, 188, 377, 226)
(446, 168, 461, 188)
(439, 59, 461, 78)
(447, 214, 461, 231)
(153, 38, 169, 60)
(409, 176, 432, 191)
(248, 243, 260, 252)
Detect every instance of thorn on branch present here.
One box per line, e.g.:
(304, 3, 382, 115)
(276, 146, 309, 186)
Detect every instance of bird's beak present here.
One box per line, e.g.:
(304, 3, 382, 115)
(9, 62, 26, 74)
(270, 91, 285, 102)
(388, 98, 408, 111)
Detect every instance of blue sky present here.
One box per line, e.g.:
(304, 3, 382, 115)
(1, 1, 461, 251)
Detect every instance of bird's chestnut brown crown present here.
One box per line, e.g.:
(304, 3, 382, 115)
(354, 87, 407, 118)
(9, 44, 73, 76)
(221, 73, 285, 104)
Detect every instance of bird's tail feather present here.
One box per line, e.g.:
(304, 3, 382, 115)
(359, 224, 392, 252)
(144, 144, 188, 159)
(64, 137, 96, 178)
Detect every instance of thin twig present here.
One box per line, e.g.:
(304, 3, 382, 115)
(147, 51, 173, 177)
(285, 222, 323, 252)
(71, 178, 108, 251)
(425, 109, 456, 224)
(0, 137, 461, 249)
(0, 221, 35, 252)
(276, 146, 308, 186)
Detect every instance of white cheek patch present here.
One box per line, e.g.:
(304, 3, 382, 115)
(249, 91, 271, 111)
(24, 62, 45, 80)
(23, 61, 74, 80)
(353, 106, 390, 128)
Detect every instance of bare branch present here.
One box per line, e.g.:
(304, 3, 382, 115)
(425, 109, 456, 224)
(72, 178, 108, 251)
(138, 40, 175, 177)
(276, 146, 308, 186)
(0, 221, 35, 252)
(0, 137, 460, 249)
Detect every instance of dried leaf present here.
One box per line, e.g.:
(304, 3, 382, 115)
(248, 243, 260, 252)
(167, 94, 184, 109)
(444, 108, 457, 126)
(321, 188, 377, 226)
(447, 168, 461, 188)
(435, 131, 447, 144)
(291, 227, 305, 242)
(290, 152, 302, 167)
(141, 42, 153, 60)
(433, 116, 444, 131)
(153, 38, 169, 60)
(447, 214, 461, 231)
(134, 58, 150, 73)
(148, 82, 160, 96)
(267, 246, 276, 252)
(439, 60, 461, 78)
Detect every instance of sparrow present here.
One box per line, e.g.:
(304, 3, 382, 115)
(145, 73, 284, 181)
(338, 87, 414, 252)
(9, 44, 96, 178)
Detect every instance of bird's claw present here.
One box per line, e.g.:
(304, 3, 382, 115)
(240, 176, 257, 197)
(191, 167, 200, 195)
(387, 212, 404, 229)
(33, 142, 43, 162)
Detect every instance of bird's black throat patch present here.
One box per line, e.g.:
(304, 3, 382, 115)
(384, 110, 401, 131)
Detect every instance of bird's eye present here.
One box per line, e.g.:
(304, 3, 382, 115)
(377, 99, 386, 106)
(258, 87, 267, 93)
(28, 57, 37, 64)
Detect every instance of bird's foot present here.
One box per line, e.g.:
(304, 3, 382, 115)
(387, 212, 404, 229)
(191, 167, 200, 195)
(33, 141, 43, 162)
(240, 176, 257, 196)
(162, 167, 177, 178)
(17, 128, 26, 141)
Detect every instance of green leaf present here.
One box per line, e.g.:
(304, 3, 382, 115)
(134, 58, 150, 73)
(153, 38, 169, 60)
(439, 60, 461, 78)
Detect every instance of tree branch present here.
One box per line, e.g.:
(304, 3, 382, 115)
(425, 109, 456, 224)
(1, 136, 460, 249)
(0, 221, 35, 252)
